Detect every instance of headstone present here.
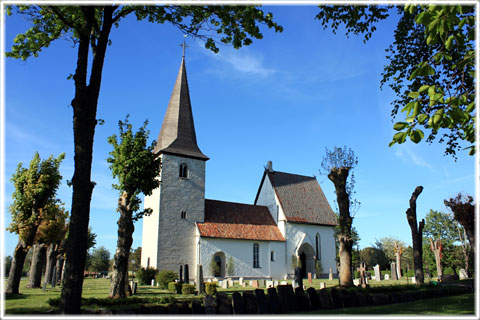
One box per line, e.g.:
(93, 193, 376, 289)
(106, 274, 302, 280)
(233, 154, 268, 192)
(329, 268, 333, 280)
(179, 265, 183, 283)
(243, 291, 258, 314)
(294, 267, 303, 289)
(266, 280, 274, 288)
(184, 264, 189, 284)
(251, 280, 258, 288)
(258, 279, 265, 288)
(254, 288, 270, 314)
(196, 265, 205, 294)
(353, 278, 360, 286)
(356, 262, 368, 288)
(294, 287, 310, 312)
(373, 264, 381, 281)
(192, 300, 205, 314)
(459, 269, 468, 280)
(204, 295, 217, 314)
(151, 279, 155, 286)
(274, 280, 279, 287)
(308, 272, 312, 284)
(338, 289, 352, 308)
(410, 276, 416, 284)
(277, 285, 297, 313)
(232, 292, 246, 314)
(266, 287, 283, 313)
(216, 292, 233, 314)
(384, 274, 390, 280)
(207, 278, 212, 282)
(292, 280, 297, 288)
(227, 278, 234, 287)
(441, 274, 459, 282)
(319, 282, 326, 289)
(218, 280, 223, 287)
(132, 281, 137, 295)
(390, 262, 398, 280)
(239, 277, 244, 286)
(222, 280, 228, 289)
(306, 287, 321, 310)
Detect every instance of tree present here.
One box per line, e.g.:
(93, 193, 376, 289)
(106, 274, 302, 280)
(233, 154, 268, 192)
(321, 146, 358, 287)
(6, 5, 282, 313)
(226, 256, 235, 276)
(359, 247, 388, 270)
(6, 152, 65, 294)
(90, 246, 111, 273)
(128, 247, 141, 274)
(4, 256, 13, 278)
(316, 5, 475, 157)
(393, 241, 404, 278)
(444, 193, 475, 256)
(406, 186, 425, 284)
(107, 117, 161, 299)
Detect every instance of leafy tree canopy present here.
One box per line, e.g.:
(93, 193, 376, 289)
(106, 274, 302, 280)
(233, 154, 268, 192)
(316, 5, 475, 158)
(90, 246, 111, 273)
(423, 209, 458, 244)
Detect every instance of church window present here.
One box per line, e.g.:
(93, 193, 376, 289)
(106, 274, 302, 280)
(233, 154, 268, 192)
(181, 211, 186, 219)
(253, 243, 260, 268)
(271, 250, 275, 262)
(147, 257, 150, 268)
(179, 163, 188, 178)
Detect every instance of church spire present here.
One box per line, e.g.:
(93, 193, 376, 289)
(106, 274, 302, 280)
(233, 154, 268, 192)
(153, 48, 208, 160)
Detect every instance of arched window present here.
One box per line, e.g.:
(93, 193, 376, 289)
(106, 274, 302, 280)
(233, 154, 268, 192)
(253, 243, 260, 268)
(316, 234, 321, 259)
(181, 211, 186, 219)
(179, 163, 188, 178)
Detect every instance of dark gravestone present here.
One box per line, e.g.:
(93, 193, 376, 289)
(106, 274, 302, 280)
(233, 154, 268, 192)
(306, 287, 321, 310)
(254, 289, 270, 314)
(232, 292, 246, 314)
(329, 288, 343, 309)
(243, 291, 258, 314)
(318, 288, 333, 309)
(167, 303, 179, 314)
(390, 262, 398, 281)
(294, 287, 311, 312)
(203, 295, 217, 314)
(192, 300, 205, 314)
(184, 264, 189, 284)
(216, 292, 233, 314)
(179, 265, 183, 283)
(196, 265, 205, 294)
(266, 287, 284, 314)
(277, 284, 297, 313)
(294, 267, 303, 289)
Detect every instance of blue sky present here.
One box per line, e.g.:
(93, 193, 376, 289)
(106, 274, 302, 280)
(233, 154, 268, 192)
(2, 5, 475, 259)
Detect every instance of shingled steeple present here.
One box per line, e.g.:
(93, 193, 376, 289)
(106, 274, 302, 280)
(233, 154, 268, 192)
(153, 56, 209, 160)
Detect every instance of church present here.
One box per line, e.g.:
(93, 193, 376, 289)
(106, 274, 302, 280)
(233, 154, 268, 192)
(141, 52, 338, 281)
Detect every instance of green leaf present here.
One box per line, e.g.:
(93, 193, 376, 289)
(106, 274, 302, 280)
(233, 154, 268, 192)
(393, 132, 407, 143)
(418, 114, 428, 123)
(433, 108, 444, 125)
(409, 129, 421, 143)
(445, 35, 454, 50)
(408, 91, 420, 99)
(466, 102, 475, 113)
(393, 122, 409, 131)
(419, 85, 430, 93)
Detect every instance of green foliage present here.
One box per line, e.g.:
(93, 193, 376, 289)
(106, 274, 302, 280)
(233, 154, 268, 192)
(4, 256, 13, 277)
(129, 247, 142, 271)
(205, 282, 217, 295)
(135, 267, 157, 285)
(168, 282, 182, 294)
(156, 270, 178, 289)
(226, 256, 234, 276)
(209, 256, 220, 276)
(291, 254, 299, 270)
(424, 210, 458, 244)
(181, 283, 195, 295)
(315, 259, 323, 277)
(359, 247, 389, 270)
(7, 152, 65, 245)
(89, 246, 111, 273)
(316, 5, 476, 157)
(375, 237, 406, 263)
(107, 116, 161, 220)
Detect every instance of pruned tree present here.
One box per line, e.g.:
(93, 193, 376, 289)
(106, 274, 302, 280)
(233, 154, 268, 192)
(6, 152, 65, 294)
(444, 193, 475, 256)
(321, 146, 358, 287)
(107, 117, 160, 299)
(393, 241, 404, 278)
(6, 4, 282, 313)
(405, 186, 425, 284)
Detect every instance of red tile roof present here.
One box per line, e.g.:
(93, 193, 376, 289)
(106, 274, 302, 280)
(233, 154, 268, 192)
(197, 199, 285, 241)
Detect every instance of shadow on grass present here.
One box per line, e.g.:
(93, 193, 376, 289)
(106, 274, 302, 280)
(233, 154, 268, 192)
(5, 293, 28, 300)
(6, 307, 57, 314)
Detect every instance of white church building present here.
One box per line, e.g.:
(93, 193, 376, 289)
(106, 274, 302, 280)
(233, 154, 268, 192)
(141, 53, 338, 280)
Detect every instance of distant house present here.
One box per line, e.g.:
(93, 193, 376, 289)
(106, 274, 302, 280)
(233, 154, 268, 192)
(141, 53, 337, 280)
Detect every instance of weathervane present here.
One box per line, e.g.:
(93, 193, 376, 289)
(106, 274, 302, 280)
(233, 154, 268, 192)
(180, 35, 189, 58)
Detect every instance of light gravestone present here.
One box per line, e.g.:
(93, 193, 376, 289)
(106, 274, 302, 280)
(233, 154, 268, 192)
(280, 281, 288, 285)
(384, 274, 390, 280)
(222, 280, 228, 289)
(274, 280, 279, 287)
(239, 277, 244, 286)
(266, 280, 274, 288)
(319, 282, 326, 289)
(329, 268, 333, 280)
(151, 279, 155, 286)
(390, 262, 398, 280)
(459, 269, 468, 280)
(251, 280, 258, 288)
(373, 264, 382, 281)
(227, 278, 234, 287)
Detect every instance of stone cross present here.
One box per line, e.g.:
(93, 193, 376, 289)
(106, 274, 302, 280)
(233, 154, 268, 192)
(373, 264, 381, 281)
(180, 39, 189, 58)
(390, 262, 398, 280)
(356, 262, 368, 288)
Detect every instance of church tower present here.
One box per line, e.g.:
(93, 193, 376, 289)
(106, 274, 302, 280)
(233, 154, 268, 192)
(141, 50, 208, 277)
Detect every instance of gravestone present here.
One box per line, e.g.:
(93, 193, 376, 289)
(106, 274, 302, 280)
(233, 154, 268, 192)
(266, 280, 274, 288)
(218, 280, 223, 287)
(42, 281, 47, 291)
(196, 265, 205, 294)
(207, 278, 212, 282)
(338, 289, 352, 308)
(216, 292, 233, 314)
(306, 287, 321, 310)
(355, 291, 369, 307)
(459, 269, 468, 280)
(254, 288, 270, 314)
(243, 291, 258, 314)
(319, 282, 326, 289)
(192, 300, 205, 314)
(280, 281, 288, 285)
(353, 279, 360, 286)
(151, 279, 155, 287)
(227, 278, 234, 287)
(179, 265, 183, 283)
(329, 268, 333, 280)
(390, 262, 398, 280)
(204, 295, 217, 314)
(274, 280, 279, 287)
(384, 274, 390, 280)
(266, 287, 283, 313)
(251, 280, 258, 288)
(239, 277, 244, 286)
(357, 262, 368, 288)
(184, 264, 189, 284)
(232, 292, 246, 314)
(258, 279, 265, 288)
(294, 287, 311, 312)
(373, 264, 381, 281)
(292, 280, 297, 288)
(294, 267, 303, 289)
(410, 276, 416, 284)
(277, 285, 297, 313)
(318, 288, 332, 309)
(222, 280, 228, 289)
(308, 272, 312, 284)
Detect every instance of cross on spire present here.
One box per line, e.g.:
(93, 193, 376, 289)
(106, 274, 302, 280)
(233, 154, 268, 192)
(180, 39, 189, 58)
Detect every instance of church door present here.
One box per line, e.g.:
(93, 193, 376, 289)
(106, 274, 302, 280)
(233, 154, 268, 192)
(300, 252, 307, 278)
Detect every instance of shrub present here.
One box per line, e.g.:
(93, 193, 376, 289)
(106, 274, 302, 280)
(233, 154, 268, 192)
(158, 296, 176, 304)
(209, 256, 220, 276)
(205, 282, 217, 295)
(136, 266, 157, 285)
(226, 256, 234, 276)
(156, 270, 178, 289)
(182, 283, 195, 295)
(168, 282, 182, 294)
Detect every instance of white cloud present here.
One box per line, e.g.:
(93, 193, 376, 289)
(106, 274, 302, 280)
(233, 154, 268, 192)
(394, 144, 435, 172)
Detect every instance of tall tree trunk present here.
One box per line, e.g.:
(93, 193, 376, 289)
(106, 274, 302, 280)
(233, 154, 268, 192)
(406, 186, 425, 284)
(394, 241, 403, 278)
(44, 243, 57, 285)
(328, 167, 354, 287)
(110, 192, 134, 298)
(429, 238, 443, 279)
(60, 7, 114, 314)
(6, 240, 29, 294)
(27, 244, 47, 288)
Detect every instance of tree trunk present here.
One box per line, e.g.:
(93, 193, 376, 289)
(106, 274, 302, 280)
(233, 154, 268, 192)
(110, 192, 135, 298)
(406, 186, 425, 285)
(429, 238, 443, 279)
(59, 7, 114, 314)
(27, 244, 47, 288)
(328, 167, 354, 288)
(394, 241, 403, 279)
(6, 240, 29, 294)
(44, 244, 57, 285)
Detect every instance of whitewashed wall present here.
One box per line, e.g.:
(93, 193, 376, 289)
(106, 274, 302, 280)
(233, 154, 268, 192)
(141, 163, 161, 269)
(198, 236, 286, 279)
(255, 173, 287, 236)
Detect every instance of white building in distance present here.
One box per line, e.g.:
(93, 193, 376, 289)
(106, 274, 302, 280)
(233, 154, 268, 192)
(141, 53, 338, 280)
